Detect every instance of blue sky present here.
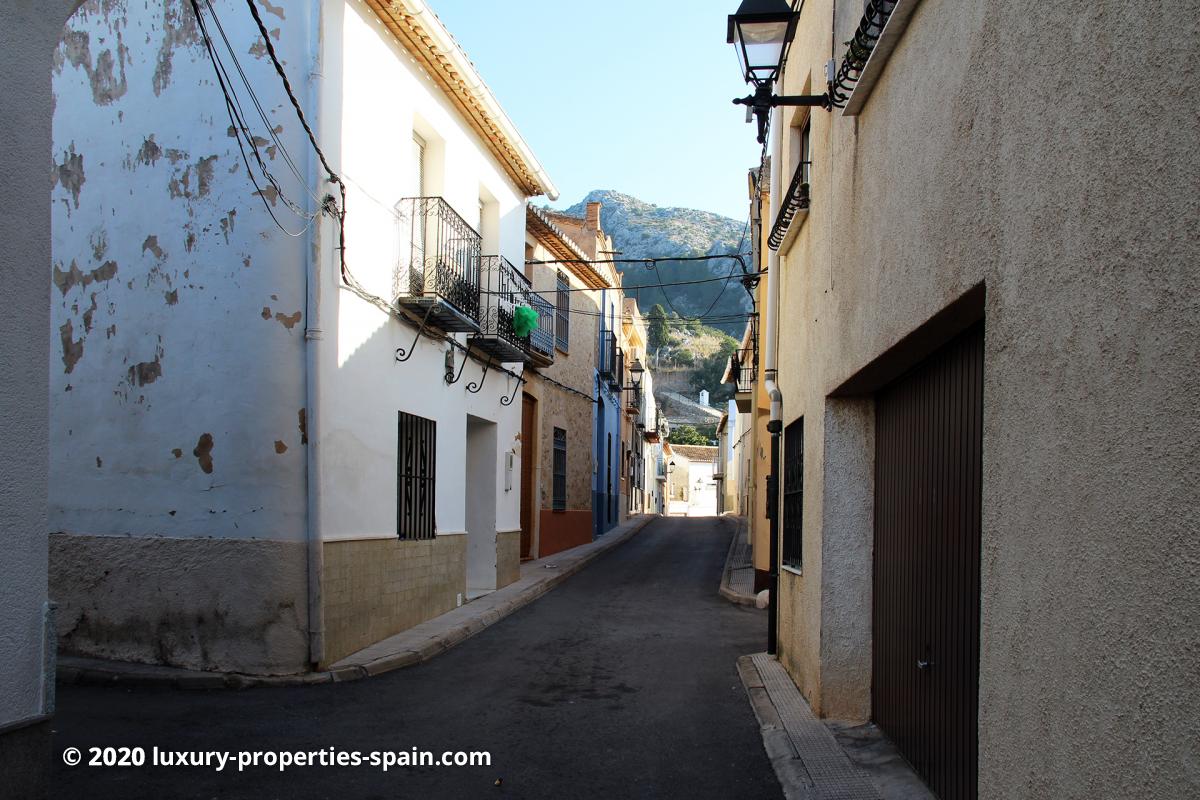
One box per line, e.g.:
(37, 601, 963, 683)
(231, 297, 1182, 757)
(427, 0, 762, 222)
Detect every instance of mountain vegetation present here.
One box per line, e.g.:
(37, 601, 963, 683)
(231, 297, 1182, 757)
(552, 191, 753, 408)
(560, 190, 752, 338)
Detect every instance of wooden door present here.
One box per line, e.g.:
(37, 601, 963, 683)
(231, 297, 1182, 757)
(873, 323, 983, 800)
(520, 393, 536, 559)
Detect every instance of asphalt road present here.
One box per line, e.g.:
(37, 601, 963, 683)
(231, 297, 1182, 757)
(50, 515, 778, 799)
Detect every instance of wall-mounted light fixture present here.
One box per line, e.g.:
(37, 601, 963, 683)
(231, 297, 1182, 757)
(622, 359, 645, 393)
(728, 0, 832, 143)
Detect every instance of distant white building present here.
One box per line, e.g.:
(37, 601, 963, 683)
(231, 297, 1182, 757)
(665, 445, 718, 517)
(49, 0, 556, 674)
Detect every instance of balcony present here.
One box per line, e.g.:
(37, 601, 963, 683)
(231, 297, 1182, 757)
(612, 346, 625, 392)
(471, 256, 536, 363)
(598, 330, 617, 383)
(767, 161, 811, 253)
(526, 292, 555, 368)
(712, 457, 725, 480)
(645, 408, 665, 443)
(394, 197, 481, 331)
(624, 384, 641, 416)
(731, 346, 757, 413)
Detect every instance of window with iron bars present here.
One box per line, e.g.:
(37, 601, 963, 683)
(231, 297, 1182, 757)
(552, 428, 567, 511)
(782, 418, 803, 569)
(555, 270, 570, 352)
(397, 411, 436, 540)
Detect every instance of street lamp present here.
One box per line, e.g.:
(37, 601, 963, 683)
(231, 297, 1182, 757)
(623, 359, 645, 392)
(727, 0, 831, 143)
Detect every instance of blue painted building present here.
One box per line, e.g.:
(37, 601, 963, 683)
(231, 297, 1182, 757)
(593, 286, 623, 537)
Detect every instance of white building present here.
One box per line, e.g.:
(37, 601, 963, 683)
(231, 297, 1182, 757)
(665, 445, 719, 517)
(49, 0, 556, 673)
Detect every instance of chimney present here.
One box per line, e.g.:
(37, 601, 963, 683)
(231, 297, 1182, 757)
(585, 202, 602, 230)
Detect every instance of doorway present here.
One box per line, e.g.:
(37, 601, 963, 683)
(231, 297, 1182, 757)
(872, 323, 983, 800)
(466, 415, 498, 596)
(520, 393, 536, 559)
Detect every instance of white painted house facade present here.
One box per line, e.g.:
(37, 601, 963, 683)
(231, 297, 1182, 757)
(49, 0, 556, 674)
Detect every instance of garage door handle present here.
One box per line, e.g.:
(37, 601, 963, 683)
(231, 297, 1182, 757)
(917, 659, 934, 670)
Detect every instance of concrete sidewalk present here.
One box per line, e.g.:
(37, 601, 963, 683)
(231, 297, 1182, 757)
(57, 514, 656, 690)
(738, 652, 934, 800)
(719, 515, 757, 606)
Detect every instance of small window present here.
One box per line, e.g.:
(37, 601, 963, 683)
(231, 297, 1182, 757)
(397, 411, 436, 539)
(412, 133, 426, 196)
(555, 270, 570, 352)
(782, 418, 803, 569)
(552, 428, 567, 511)
(789, 116, 811, 188)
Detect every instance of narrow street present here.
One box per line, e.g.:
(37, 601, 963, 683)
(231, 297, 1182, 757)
(50, 516, 779, 799)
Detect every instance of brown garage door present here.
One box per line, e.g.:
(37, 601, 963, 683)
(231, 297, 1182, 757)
(873, 322, 983, 800)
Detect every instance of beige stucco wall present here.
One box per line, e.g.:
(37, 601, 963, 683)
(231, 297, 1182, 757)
(771, 0, 1199, 796)
(50, 533, 309, 674)
(322, 534, 466, 665)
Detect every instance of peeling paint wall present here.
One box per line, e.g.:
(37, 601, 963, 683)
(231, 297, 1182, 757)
(49, 0, 319, 673)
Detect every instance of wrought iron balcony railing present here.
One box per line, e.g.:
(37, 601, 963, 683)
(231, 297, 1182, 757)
(768, 160, 811, 251)
(599, 330, 617, 381)
(613, 346, 625, 392)
(644, 404, 662, 443)
(473, 256, 532, 363)
(624, 384, 641, 415)
(731, 347, 757, 393)
(527, 292, 556, 367)
(394, 197, 481, 331)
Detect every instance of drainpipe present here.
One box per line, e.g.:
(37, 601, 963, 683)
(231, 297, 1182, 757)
(764, 111, 783, 656)
(305, 14, 325, 669)
(305, 277, 325, 668)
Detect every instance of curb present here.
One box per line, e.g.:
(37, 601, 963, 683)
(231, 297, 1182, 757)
(58, 514, 658, 691)
(719, 516, 757, 606)
(738, 653, 892, 800)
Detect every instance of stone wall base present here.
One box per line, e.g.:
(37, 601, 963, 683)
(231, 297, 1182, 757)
(50, 534, 308, 675)
(322, 535, 466, 665)
(496, 530, 520, 588)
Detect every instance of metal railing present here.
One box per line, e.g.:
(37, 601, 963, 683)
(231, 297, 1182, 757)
(394, 197, 481, 323)
(768, 161, 811, 251)
(731, 347, 757, 393)
(599, 330, 618, 381)
(475, 256, 531, 360)
(613, 346, 625, 391)
(625, 384, 641, 415)
(528, 292, 556, 363)
(829, 0, 900, 108)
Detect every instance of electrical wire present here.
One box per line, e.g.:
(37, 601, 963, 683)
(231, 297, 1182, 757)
(240, 0, 349, 278)
(204, 2, 739, 401)
(204, 0, 320, 212)
(189, 0, 313, 236)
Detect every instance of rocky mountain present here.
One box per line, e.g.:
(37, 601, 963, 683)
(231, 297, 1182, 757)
(558, 190, 753, 336)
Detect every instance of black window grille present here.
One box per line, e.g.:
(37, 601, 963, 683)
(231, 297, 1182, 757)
(552, 427, 567, 511)
(782, 418, 803, 569)
(555, 271, 570, 352)
(397, 411, 436, 540)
